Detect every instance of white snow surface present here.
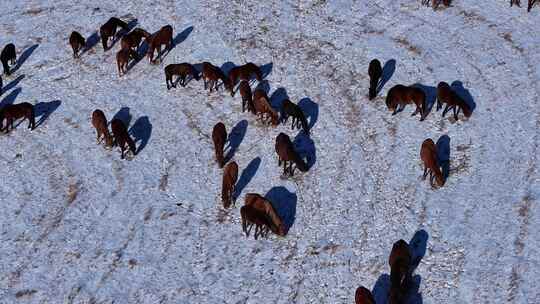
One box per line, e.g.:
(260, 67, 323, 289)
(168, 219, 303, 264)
(0, 1, 539, 303)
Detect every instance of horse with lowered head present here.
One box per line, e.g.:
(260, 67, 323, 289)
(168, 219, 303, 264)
(100, 17, 128, 50)
(222, 161, 238, 208)
(228, 62, 263, 96)
(202, 62, 229, 93)
(386, 84, 427, 121)
(420, 138, 445, 188)
(1, 43, 16, 75)
(240, 205, 272, 240)
(91, 109, 114, 148)
(0, 102, 35, 133)
(436, 81, 472, 121)
(111, 119, 136, 159)
(165, 63, 200, 89)
(212, 122, 227, 168)
(245, 193, 287, 236)
(275, 132, 308, 176)
(147, 25, 173, 64)
(253, 89, 279, 126)
(69, 31, 86, 58)
(282, 99, 309, 134)
(121, 28, 151, 52)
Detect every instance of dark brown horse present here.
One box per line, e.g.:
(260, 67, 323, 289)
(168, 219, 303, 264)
(69, 31, 86, 58)
(212, 122, 227, 168)
(529, 0, 538, 11)
(147, 25, 173, 64)
(275, 132, 308, 176)
(111, 119, 136, 159)
(100, 17, 128, 50)
(238, 80, 254, 113)
(164, 63, 200, 89)
(240, 205, 272, 240)
(420, 138, 445, 188)
(253, 89, 279, 126)
(228, 63, 263, 96)
(368, 59, 382, 100)
(91, 109, 113, 148)
(355, 286, 375, 304)
(511, 0, 521, 7)
(436, 81, 472, 121)
(202, 62, 229, 93)
(116, 48, 139, 76)
(422, 0, 451, 9)
(121, 28, 150, 52)
(0, 102, 35, 133)
(1, 43, 16, 75)
(222, 161, 238, 208)
(386, 85, 427, 121)
(388, 239, 412, 304)
(245, 193, 286, 236)
(282, 99, 309, 134)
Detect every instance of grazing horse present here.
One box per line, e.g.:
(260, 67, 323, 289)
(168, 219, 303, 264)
(240, 205, 272, 240)
(238, 80, 254, 113)
(368, 59, 382, 100)
(355, 286, 375, 304)
(222, 161, 238, 208)
(420, 138, 445, 188)
(202, 62, 229, 92)
(212, 122, 227, 168)
(436, 81, 472, 121)
(100, 17, 128, 50)
(116, 48, 138, 76)
(228, 62, 263, 96)
(69, 31, 86, 58)
(389, 240, 412, 304)
(91, 109, 113, 148)
(0, 102, 35, 133)
(253, 89, 279, 126)
(147, 25, 173, 64)
(164, 63, 200, 89)
(1, 43, 16, 75)
(275, 132, 308, 176)
(422, 0, 450, 9)
(529, 0, 538, 11)
(245, 193, 287, 236)
(386, 84, 427, 121)
(121, 28, 150, 52)
(282, 99, 309, 134)
(111, 119, 136, 159)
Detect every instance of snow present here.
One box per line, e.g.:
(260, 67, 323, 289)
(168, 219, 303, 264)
(0, 1, 539, 303)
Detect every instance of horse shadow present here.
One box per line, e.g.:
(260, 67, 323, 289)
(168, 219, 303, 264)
(234, 157, 261, 199)
(270, 87, 289, 112)
(34, 100, 62, 128)
(220, 61, 236, 75)
(255, 80, 271, 96)
(372, 273, 423, 304)
(451, 81, 476, 114)
(409, 229, 429, 273)
(0, 87, 21, 107)
(298, 97, 319, 131)
(436, 135, 451, 180)
(260, 62, 273, 79)
(129, 116, 152, 155)
(225, 119, 248, 162)
(12, 44, 39, 74)
(378, 59, 396, 93)
(412, 83, 437, 118)
(265, 186, 297, 233)
(172, 26, 194, 47)
(294, 131, 316, 170)
(84, 32, 100, 54)
(2, 74, 24, 94)
(112, 107, 132, 127)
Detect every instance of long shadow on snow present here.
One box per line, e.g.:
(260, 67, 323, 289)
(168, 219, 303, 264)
(12, 44, 39, 74)
(451, 80, 476, 114)
(270, 87, 289, 113)
(225, 119, 248, 163)
(113, 107, 132, 127)
(298, 97, 319, 131)
(436, 135, 451, 181)
(234, 157, 261, 199)
(293, 131, 316, 170)
(34, 100, 62, 128)
(412, 83, 437, 119)
(129, 116, 152, 155)
(377, 59, 396, 94)
(1, 74, 24, 95)
(0, 87, 21, 107)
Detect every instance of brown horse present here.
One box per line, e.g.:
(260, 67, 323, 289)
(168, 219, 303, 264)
(0, 102, 35, 133)
(420, 138, 445, 188)
(368, 59, 382, 100)
(121, 28, 150, 52)
(238, 80, 254, 113)
(240, 205, 272, 240)
(116, 48, 138, 76)
(355, 286, 375, 304)
(147, 25, 173, 64)
(1, 43, 16, 75)
(69, 31, 86, 58)
(253, 89, 279, 125)
(388, 239, 412, 304)
(222, 161, 238, 208)
(436, 81, 472, 121)
(91, 109, 114, 148)
(275, 132, 308, 176)
(282, 99, 309, 134)
(111, 119, 136, 159)
(202, 62, 229, 93)
(529, 0, 538, 11)
(100, 17, 128, 50)
(422, 0, 450, 9)
(386, 85, 427, 121)
(511, 0, 521, 7)
(164, 63, 200, 89)
(245, 193, 286, 236)
(228, 63, 263, 96)
(212, 122, 227, 168)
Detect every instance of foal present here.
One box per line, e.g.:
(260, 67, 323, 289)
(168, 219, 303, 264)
(111, 119, 136, 159)
(69, 31, 86, 58)
(202, 62, 229, 92)
(0, 102, 35, 133)
(222, 161, 238, 208)
(275, 132, 308, 176)
(121, 28, 150, 52)
(368, 59, 382, 100)
(116, 48, 139, 76)
(253, 89, 279, 126)
(420, 138, 445, 188)
(228, 63, 263, 95)
(100, 17, 128, 50)
(436, 81, 472, 121)
(240, 205, 272, 240)
(386, 85, 427, 121)
(91, 109, 113, 148)
(282, 99, 309, 134)
(212, 122, 227, 168)
(245, 193, 286, 236)
(238, 81, 254, 113)
(164, 63, 200, 89)
(147, 25, 173, 64)
(1, 43, 16, 75)
(355, 286, 375, 304)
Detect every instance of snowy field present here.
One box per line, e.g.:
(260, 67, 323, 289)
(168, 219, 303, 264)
(0, 1, 539, 303)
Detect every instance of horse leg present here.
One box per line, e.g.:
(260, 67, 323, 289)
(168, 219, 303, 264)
(453, 107, 459, 120)
(423, 166, 428, 180)
(442, 104, 450, 117)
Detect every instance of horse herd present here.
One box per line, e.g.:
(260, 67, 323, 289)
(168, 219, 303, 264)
(424, 0, 539, 12)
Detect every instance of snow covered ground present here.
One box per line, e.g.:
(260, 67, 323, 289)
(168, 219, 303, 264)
(0, 1, 539, 303)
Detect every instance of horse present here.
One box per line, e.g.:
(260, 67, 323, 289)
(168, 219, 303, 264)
(282, 99, 309, 134)
(529, 0, 538, 11)
(0, 102, 35, 133)
(91, 109, 113, 148)
(202, 62, 229, 93)
(389, 239, 412, 304)
(164, 63, 200, 89)
(116, 48, 139, 76)
(253, 89, 279, 126)
(275, 132, 308, 176)
(121, 28, 150, 52)
(69, 31, 86, 58)
(422, 0, 450, 9)
(1, 43, 16, 75)
(238, 80, 254, 113)
(368, 59, 382, 100)
(212, 122, 227, 168)
(228, 63, 263, 96)
(245, 193, 287, 236)
(511, 0, 521, 7)
(420, 138, 445, 188)
(240, 205, 272, 240)
(355, 286, 375, 304)
(111, 119, 136, 159)
(436, 81, 472, 121)
(0, 75, 2, 95)
(222, 161, 238, 208)
(385, 85, 427, 121)
(100, 17, 128, 50)
(147, 25, 173, 64)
